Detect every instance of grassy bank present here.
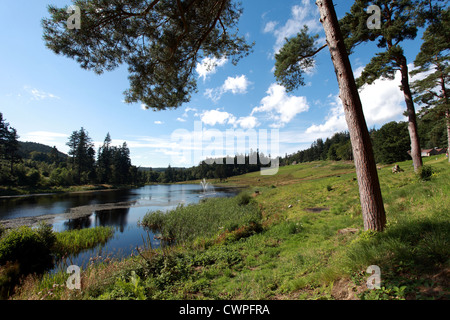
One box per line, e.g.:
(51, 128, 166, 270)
(0, 183, 144, 197)
(0, 225, 114, 299)
(4, 155, 449, 300)
(141, 192, 261, 244)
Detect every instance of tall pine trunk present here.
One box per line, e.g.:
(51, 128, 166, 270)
(316, 0, 386, 231)
(447, 110, 450, 163)
(443, 73, 450, 163)
(400, 57, 423, 172)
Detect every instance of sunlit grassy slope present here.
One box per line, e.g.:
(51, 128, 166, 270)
(210, 155, 449, 299)
(12, 155, 449, 300)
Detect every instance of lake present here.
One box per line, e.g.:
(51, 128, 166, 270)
(0, 184, 240, 270)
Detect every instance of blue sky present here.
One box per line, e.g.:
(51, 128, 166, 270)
(0, 0, 424, 168)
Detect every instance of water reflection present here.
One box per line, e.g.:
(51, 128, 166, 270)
(0, 189, 132, 221)
(64, 215, 92, 230)
(1, 184, 241, 270)
(94, 208, 130, 232)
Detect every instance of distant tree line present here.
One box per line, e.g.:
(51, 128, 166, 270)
(1, 110, 447, 189)
(282, 117, 448, 166)
(146, 115, 448, 185)
(0, 112, 276, 188)
(0, 113, 143, 189)
(140, 150, 273, 184)
(281, 132, 352, 165)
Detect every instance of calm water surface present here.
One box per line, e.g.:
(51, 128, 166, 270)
(0, 184, 239, 270)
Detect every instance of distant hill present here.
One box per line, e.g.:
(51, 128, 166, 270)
(18, 141, 68, 160)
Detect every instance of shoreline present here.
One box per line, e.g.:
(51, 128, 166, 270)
(0, 184, 144, 199)
(0, 184, 246, 230)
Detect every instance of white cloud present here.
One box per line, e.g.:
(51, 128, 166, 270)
(306, 97, 347, 135)
(176, 117, 187, 122)
(223, 75, 250, 94)
(196, 56, 228, 81)
(204, 88, 220, 102)
(251, 83, 309, 128)
(181, 107, 198, 118)
(200, 109, 259, 130)
(205, 75, 251, 102)
(21, 131, 69, 153)
(265, 0, 322, 54)
(353, 66, 365, 79)
(154, 121, 164, 125)
(306, 70, 410, 136)
(359, 72, 406, 125)
(235, 116, 259, 130)
(24, 86, 60, 101)
(200, 109, 236, 126)
(22, 131, 68, 140)
(263, 21, 278, 33)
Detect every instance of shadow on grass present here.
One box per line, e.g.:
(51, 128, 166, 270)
(347, 217, 449, 272)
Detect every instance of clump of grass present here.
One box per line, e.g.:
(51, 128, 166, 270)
(54, 226, 115, 257)
(417, 165, 434, 181)
(142, 195, 262, 244)
(236, 191, 252, 206)
(343, 216, 450, 273)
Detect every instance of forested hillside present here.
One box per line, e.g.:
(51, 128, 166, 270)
(282, 118, 448, 166)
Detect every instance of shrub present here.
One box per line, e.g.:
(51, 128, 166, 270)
(417, 165, 434, 181)
(99, 271, 147, 300)
(140, 210, 165, 231)
(0, 223, 56, 274)
(27, 170, 42, 187)
(49, 167, 75, 186)
(236, 192, 252, 206)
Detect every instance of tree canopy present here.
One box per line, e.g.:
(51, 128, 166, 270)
(0, 113, 21, 173)
(411, 6, 449, 112)
(337, 0, 450, 172)
(274, 26, 326, 92)
(340, 0, 422, 86)
(42, 0, 253, 110)
(411, 5, 450, 161)
(67, 128, 96, 184)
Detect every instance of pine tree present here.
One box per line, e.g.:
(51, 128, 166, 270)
(110, 142, 132, 185)
(339, 0, 429, 172)
(275, 0, 386, 231)
(274, 26, 327, 91)
(0, 114, 21, 173)
(4, 127, 21, 174)
(0, 113, 9, 162)
(371, 121, 411, 164)
(49, 146, 61, 164)
(410, 6, 450, 162)
(97, 133, 113, 183)
(42, 0, 253, 110)
(67, 127, 96, 184)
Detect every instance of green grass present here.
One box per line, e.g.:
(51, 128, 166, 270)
(141, 192, 262, 244)
(7, 155, 450, 300)
(53, 226, 115, 257)
(0, 225, 115, 299)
